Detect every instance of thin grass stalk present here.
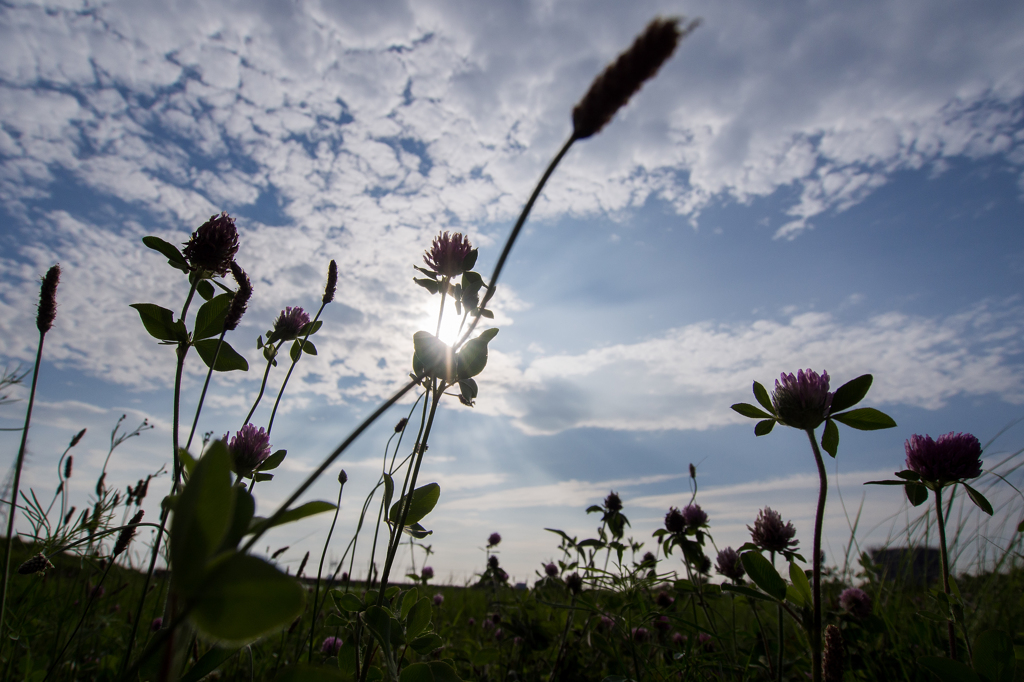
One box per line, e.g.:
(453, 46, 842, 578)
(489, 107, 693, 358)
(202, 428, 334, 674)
(307, 475, 346, 662)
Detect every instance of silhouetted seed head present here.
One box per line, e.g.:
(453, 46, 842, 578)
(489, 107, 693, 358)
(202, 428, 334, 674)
(18, 553, 53, 575)
(64, 455, 73, 479)
(136, 478, 150, 505)
(749, 507, 799, 554)
(64, 507, 75, 526)
(288, 616, 301, 634)
(95, 472, 106, 497)
(566, 572, 583, 595)
(839, 587, 872, 619)
(689, 463, 696, 479)
(272, 546, 289, 559)
(664, 506, 685, 533)
(297, 551, 310, 579)
(695, 554, 712, 576)
(424, 231, 473, 278)
(338, 469, 348, 485)
(272, 306, 311, 342)
(488, 532, 502, 547)
(224, 261, 252, 331)
(905, 432, 983, 485)
(571, 18, 698, 140)
(323, 260, 338, 304)
(70, 428, 86, 448)
(604, 491, 623, 512)
(823, 624, 845, 682)
(113, 510, 144, 557)
(36, 264, 60, 333)
(715, 547, 745, 582)
(394, 418, 408, 433)
(183, 212, 239, 276)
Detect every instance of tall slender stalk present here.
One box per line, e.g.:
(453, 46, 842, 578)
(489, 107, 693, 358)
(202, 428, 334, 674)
(308, 473, 346, 662)
(933, 486, 958, 660)
(806, 428, 828, 682)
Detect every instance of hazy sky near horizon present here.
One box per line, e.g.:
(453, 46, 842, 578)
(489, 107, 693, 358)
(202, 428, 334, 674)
(1, 0, 1024, 583)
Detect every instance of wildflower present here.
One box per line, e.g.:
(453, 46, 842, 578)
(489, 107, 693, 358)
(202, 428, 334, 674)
(641, 551, 657, 565)
(695, 554, 712, 576)
(494, 628, 503, 639)
(482, 619, 494, 631)
(653, 615, 671, 632)
(63, 455, 73, 479)
(656, 591, 674, 608)
(228, 424, 272, 475)
(421, 566, 434, 581)
(320, 636, 343, 656)
(604, 491, 623, 512)
(566, 572, 583, 595)
(183, 213, 239, 276)
(113, 510, 144, 557)
(715, 547, 745, 582)
(904, 432, 983, 485)
(338, 469, 348, 485)
(598, 615, 614, 630)
(433, 593, 444, 606)
(150, 617, 163, 632)
(772, 369, 833, 431)
(224, 262, 252, 331)
(544, 562, 558, 578)
(17, 553, 53, 575)
(90, 585, 105, 599)
(272, 306, 311, 342)
(70, 428, 86, 447)
(749, 507, 799, 554)
(322, 259, 338, 305)
(698, 633, 712, 649)
(839, 587, 872, 619)
(664, 507, 685, 533)
(487, 555, 500, 571)
(488, 532, 502, 547)
(572, 18, 697, 140)
(423, 231, 473, 278)
(681, 503, 708, 530)
(671, 632, 686, 646)
(491, 612, 502, 624)
(36, 264, 60, 333)
(632, 626, 649, 643)
(467, 617, 476, 627)
(823, 624, 845, 682)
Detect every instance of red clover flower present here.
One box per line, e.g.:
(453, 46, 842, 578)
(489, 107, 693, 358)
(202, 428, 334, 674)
(839, 587, 872, 619)
(433, 593, 444, 606)
(664, 507, 685, 533)
(183, 213, 239, 276)
(488, 532, 502, 547)
(272, 306, 311, 342)
(604, 491, 623, 512)
(228, 424, 272, 475)
(715, 547, 745, 582)
(681, 503, 708, 530)
(421, 566, 434, 581)
(772, 369, 833, 430)
(320, 636, 343, 656)
(749, 507, 799, 554)
(904, 432, 983, 485)
(424, 231, 473, 278)
(544, 562, 558, 578)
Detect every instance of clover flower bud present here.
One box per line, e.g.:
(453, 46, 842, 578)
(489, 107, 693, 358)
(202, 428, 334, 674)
(571, 18, 698, 140)
(421, 566, 434, 581)
(604, 491, 623, 512)
(689, 463, 696, 479)
(70, 428, 86, 448)
(17, 553, 53, 575)
(323, 260, 338, 304)
(468, 617, 476, 627)
(424, 231, 473, 278)
(183, 213, 239, 276)
(653, 615, 671, 632)
(839, 587, 872, 619)
(488, 532, 502, 547)
(641, 551, 657, 565)
(272, 306, 311, 342)
(671, 632, 686, 646)
(566, 572, 583, 595)
(224, 261, 252, 331)
(631, 626, 649, 642)
(598, 615, 614, 630)
(338, 469, 348, 485)
(320, 636, 343, 656)
(36, 264, 60, 334)
(63, 455, 73, 479)
(544, 562, 559, 578)
(771, 369, 833, 430)
(823, 624, 845, 682)
(228, 425, 272, 475)
(150, 617, 163, 632)
(905, 432, 983, 485)
(664, 507, 685, 533)
(681, 503, 708, 530)
(490, 612, 502, 625)
(433, 593, 444, 606)
(715, 547, 745, 582)
(113, 510, 144, 557)
(749, 507, 799, 554)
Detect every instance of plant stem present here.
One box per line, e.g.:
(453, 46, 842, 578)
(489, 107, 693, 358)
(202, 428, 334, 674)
(185, 331, 227, 452)
(244, 352, 277, 426)
(805, 428, 828, 682)
(45, 559, 113, 681)
(0, 328, 45, 643)
(308, 477, 346, 662)
(934, 485, 958, 661)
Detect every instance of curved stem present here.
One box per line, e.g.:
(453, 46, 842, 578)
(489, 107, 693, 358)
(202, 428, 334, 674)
(185, 331, 227, 452)
(308, 479, 346, 662)
(934, 485, 958, 660)
(244, 351, 278, 427)
(805, 428, 828, 682)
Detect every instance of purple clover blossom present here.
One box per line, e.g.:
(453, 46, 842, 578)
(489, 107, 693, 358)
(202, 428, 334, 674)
(749, 507, 799, 554)
(424, 231, 473, 278)
(653, 616, 671, 632)
(488, 532, 502, 547)
(544, 562, 559, 578)
(715, 547, 745, 582)
(272, 306, 311, 342)
(320, 636, 343, 656)
(183, 213, 239, 276)
(839, 587, 872, 619)
(772, 368, 833, 430)
(681, 504, 708, 530)
(228, 424, 272, 475)
(664, 507, 685, 533)
(421, 566, 434, 581)
(905, 432, 983, 485)
(604, 491, 623, 512)
(433, 593, 444, 606)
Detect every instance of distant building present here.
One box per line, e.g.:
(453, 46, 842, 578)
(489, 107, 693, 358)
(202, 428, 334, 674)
(868, 547, 941, 585)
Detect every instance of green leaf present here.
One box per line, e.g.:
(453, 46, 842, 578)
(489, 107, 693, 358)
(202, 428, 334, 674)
(831, 408, 897, 431)
(414, 278, 440, 294)
(963, 482, 994, 516)
(732, 403, 774, 420)
(196, 279, 215, 301)
(462, 249, 478, 272)
(974, 630, 1016, 682)
(275, 666, 346, 682)
(218, 488, 255, 552)
(190, 552, 305, 645)
(830, 374, 873, 413)
(821, 419, 839, 457)
(364, 606, 396, 678)
(905, 482, 929, 507)
(249, 500, 337, 535)
(179, 645, 239, 682)
(413, 332, 455, 383)
(789, 562, 812, 605)
(414, 266, 438, 280)
(458, 378, 478, 403)
(400, 664, 434, 682)
(918, 656, 981, 682)
(752, 381, 775, 414)
(754, 419, 776, 436)
(142, 236, 188, 266)
(298, 320, 323, 336)
(406, 597, 432, 639)
(410, 633, 444, 655)
(720, 583, 776, 602)
(194, 339, 249, 372)
(170, 441, 235, 595)
(400, 588, 419, 619)
(130, 303, 187, 343)
(740, 552, 787, 601)
(257, 449, 287, 471)
(333, 590, 365, 612)
(895, 470, 921, 481)
(864, 480, 906, 486)
(389, 483, 441, 527)
(479, 308, 494, 319)
(383, 474, 395, 517)
(457, 328, 499, 380)
(253, 473, 273, 482)
(290, 339, 317, 362)
(194, 293, 233, 340)
(403, 522, 433, 539)
(178, 448, 197, 477)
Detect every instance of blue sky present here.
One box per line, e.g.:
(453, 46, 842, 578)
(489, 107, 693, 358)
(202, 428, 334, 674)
(1, 0, 1023, 584)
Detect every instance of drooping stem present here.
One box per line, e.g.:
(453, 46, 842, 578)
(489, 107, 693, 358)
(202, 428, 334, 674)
(934, 485, 958, 661)
(0, 329, 46, 642)
(805, 428, 828, 682)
